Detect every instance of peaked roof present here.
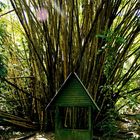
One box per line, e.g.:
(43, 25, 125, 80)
(46, 72, 100, 111)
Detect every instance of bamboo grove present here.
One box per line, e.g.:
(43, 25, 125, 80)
(0, 0, 139, 131)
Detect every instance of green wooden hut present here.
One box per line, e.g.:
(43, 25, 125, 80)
(46, 72, 100, 140)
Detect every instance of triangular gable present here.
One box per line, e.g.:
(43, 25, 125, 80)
(46, 72, 100, 111)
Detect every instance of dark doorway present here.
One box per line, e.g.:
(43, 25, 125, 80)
(59, 106, 89, 129)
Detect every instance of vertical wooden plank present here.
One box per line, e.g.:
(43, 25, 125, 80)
(89, 106, 92, 139)
(55, 106, 59, 140)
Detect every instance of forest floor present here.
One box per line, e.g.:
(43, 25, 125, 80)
(7, 129, 139, 140)
(0, 115, 140, 140)
(0, 129, 140, 140)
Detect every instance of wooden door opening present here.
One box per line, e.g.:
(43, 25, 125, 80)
(59, 106, 89, 130)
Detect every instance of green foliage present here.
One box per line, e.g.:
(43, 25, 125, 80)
(96, 30, 126, 78)
(0, 22, 7, 44)
(127, 94, 139, 109)
(97, 109, 119, 137)
(0, 54, 7, 79)
(96, 30, 125, 45)
(0, 22, 7, 79)
(0, 1, 7, 12)
(0, 10, 8, 112)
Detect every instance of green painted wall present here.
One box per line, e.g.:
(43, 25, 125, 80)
(55, 129, 91, 140)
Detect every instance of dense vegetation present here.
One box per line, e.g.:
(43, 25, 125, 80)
(0, 0, 140, 137)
